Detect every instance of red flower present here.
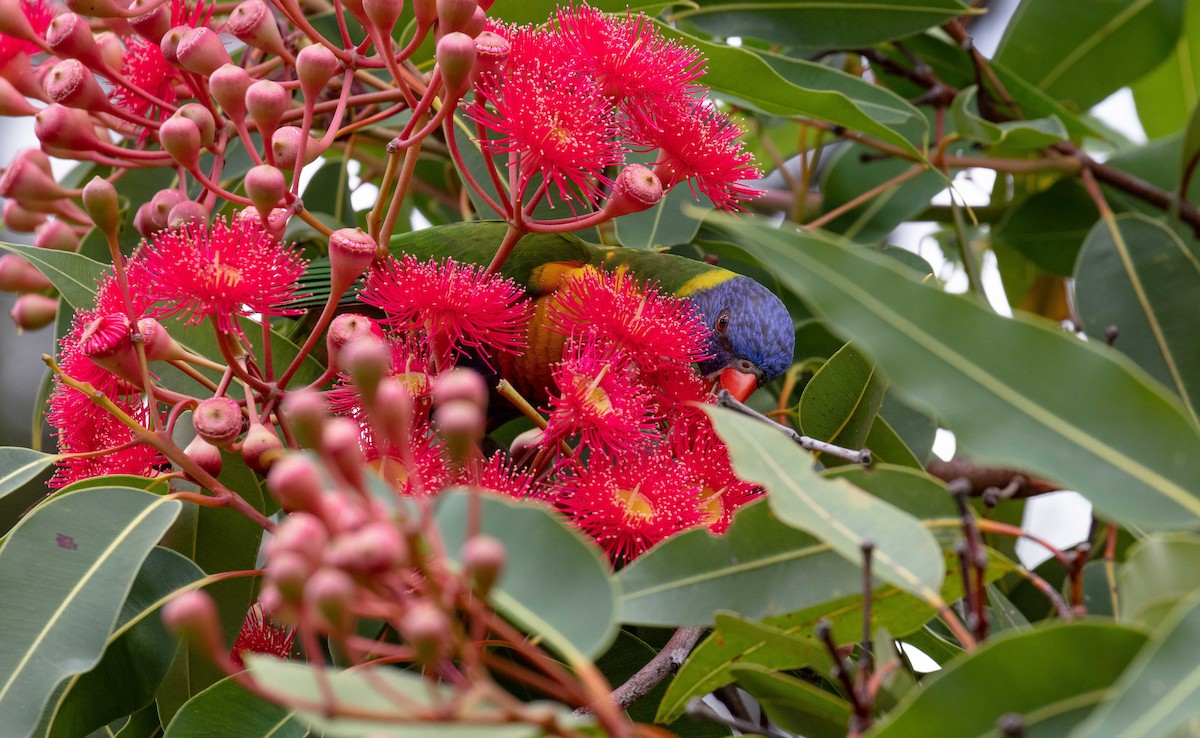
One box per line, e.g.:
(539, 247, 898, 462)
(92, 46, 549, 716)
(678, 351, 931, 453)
(546, 267, 710, 372)
(0, 0, 51, 67)
(231, 604, 295, 670)
(135, 216, 307, 335)
(555, 3, 704, 106)
(630, 97, 762, 211)
(359, 255, 532, 370)
(469, 25, 623, 206)
(465, 452, 540, 501)
(553, 449, 701, 564)
(111, 37, 179, 119)
(543, 334, 656, 456)
(671, 418, 760, 534)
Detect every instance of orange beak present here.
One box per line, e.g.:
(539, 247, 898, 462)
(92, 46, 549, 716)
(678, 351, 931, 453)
(719, 367, 759, 403)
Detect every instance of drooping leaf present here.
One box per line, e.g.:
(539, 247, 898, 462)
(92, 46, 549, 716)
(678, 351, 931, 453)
(1074, 213, 1200, 426)
(1073, 591, 1200, 738)
(950, 86, 1067, 153)
(163, 676, 306, 738)
(0, 487, 181, 738)
(708, 407, 946, 600)
(799, 342, 886, 466)
(725, 220, 1200, 530)
(995, 0, 1186, 110)
(730, 663, 852, 738)
(435, 491, 619, 661)
(868, 623, 1148, 737)
(0, 243, 105, 310)
(669, 0, 973, 52)
(1131, 0, 1200, 138)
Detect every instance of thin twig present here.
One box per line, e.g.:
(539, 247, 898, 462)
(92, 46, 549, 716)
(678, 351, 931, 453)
(716, 390, 872, 465)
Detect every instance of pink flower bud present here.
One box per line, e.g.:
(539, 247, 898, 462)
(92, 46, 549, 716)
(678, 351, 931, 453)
(0, 254, 52, 293)
(412, 0, 436, 30)
(193, 396, 244, 447)
(399, 602, 450, 664)
(436, 0, 476, 33)
(158, 115, 202, 169)
(34, 219, 80, 252)
(184, 434, 223, 478)
(463, 534, 505, 597)
(82, 175, 120, 236)
(280, 388, 327, 450)
(45, 59, 109, 111)
(435, 32, 475, 97)
(325, 522, 405, 575)
(508, 427, 543, 459)
(210, 63, 251, 123)
(130, 0, 170, 43)
(267, 550, 311, 602)
(0, 154, 74, 202)
(267, 453, 327, 514)
(66, 0, 143, 19)
(319, 490, 371, 533)
(434, 399, 483, 462)
(176, 27, 232, 76)
(321, 417, 364, 488)
(0, 52, 45, 101)
(295, 44, 338, 103)
(138, 316, 187, 361)
(244, 164, 286, 217)
(602, 164, 664, 218)
(326, 313, 383, 368)
(341, 335, 389, 406)
(9, 293, 57, 331)
(362, 0, 404, 39)
(46, 13, 108, 70)
(242, 422, 284, 473)
(432, 367, 487, 407)
(34, 105, 106, 156)
(0, 0, 45, 43)
(162, 590, 225, 657)
(270, 125, 326, 169)
(462, 5, 485, 37)
(175, 103, 217, 149)
(20, 148, 52, 175)
(3, 201, 46, 232)
(134, 202, 161, 238)
(226, 0, 288, 58)
(472, 30, 508, 79)
(166, 200, 207, 227)
(0, 76, 36, 117)
(305, 568, 355, 631)
(268, 511, 328, 562)
(245, 79, 289, 142)
(94, 32, 124, 70)
(233, 205, 288, 238)
(370, 377, 417, 447)
(328, 227, 376, 294)
(159, 26, 189, 67)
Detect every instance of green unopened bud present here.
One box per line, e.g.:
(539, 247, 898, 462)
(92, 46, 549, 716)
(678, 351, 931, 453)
(81, 175, 120, 236)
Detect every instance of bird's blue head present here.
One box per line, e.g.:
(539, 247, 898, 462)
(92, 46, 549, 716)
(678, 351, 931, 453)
(686, 275, 795, 399)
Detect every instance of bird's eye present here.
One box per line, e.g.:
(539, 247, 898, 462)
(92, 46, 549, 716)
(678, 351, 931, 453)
(715, 310, 730, 333)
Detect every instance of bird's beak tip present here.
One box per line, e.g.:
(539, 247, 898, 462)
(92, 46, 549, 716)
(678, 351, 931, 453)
(718, 367, 759, 403)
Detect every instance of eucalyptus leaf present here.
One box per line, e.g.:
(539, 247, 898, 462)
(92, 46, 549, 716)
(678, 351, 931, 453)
(163, 676, 306, 738)
(0, 243, 105, 310)
(1131, 0, 1200, 138)
(731, 663, 852, 738)
(1118, 533, 1200, 627)
(0, 447, 57, 501)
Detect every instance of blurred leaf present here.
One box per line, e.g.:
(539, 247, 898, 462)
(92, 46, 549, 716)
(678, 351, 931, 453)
(817, 146, 945, 244)
(618, 500, 865, 626)
(435, 491, 618, 660)
(992, 179, 1097, 276)
(163, 676, 305, 738)
(111, 704, 162, 738)
(1118, 533, 1200, 627)
(869, 623, 1148, 737)
(995, 0, 1185, 110)
(670, 0, 972, 51)
(0, 243, 104, 310)
(799, 342, 886, 467)
(614, 184, 710, 249)
(655, 24, 926, 157)
(862, 416, 923, 469)
(244, 656, 581, 737)
(1074, 213, 1200, 425)
(490, 0, 674, 24)
(0, 487, 180, 738)
(46, 548, 204, 738)
(823, 465, 957, 524)
(708, 407, 947, 600)
(950, 86, 1068, 153)
(878, 393, 938, 465)
(1073, 591, 1200, 738)
(726, 220, 1200, 530)
(1131, 0, 1200, 138)
(731, 664, 851, 738)
(0, 447, 57, 502)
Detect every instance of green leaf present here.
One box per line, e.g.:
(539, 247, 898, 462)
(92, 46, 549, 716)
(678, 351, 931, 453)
(0, 447, 57, 501)
(726, 220, 1200, 530)
(822, 465, 957, 525)
(163, 676, 306, 738)
(244, 655, 580, 737)
(869, 622, 1148, 737)
(613, 184, 710, 250)
(1074, 213, 1200, 426)
(46, 547, 205, 738)
(302, 157, 356, 227)
(670, 0, 973, 51)
(950, 86, 1067, 153)
(0, 487, 181, 738)
(655, 24, 926, 157)
(1118, 533, 1200, 627)
(995, 0, 1186, 110)
(799, 342, 886, 466)
(731, 663, 852, 738)
(111, 704, 163, 738)
(618, 500, 865, 626)
(862, 416, 923, 469)
(1131, 0, 1200, 138)
(992, 179, 1098, 276)
(1073, 591, 1200, 737)
(434, 491, 618, 661)
(489, 0, 673, 24)
(0, 242, 105, 310)
(817, 145, 945, 244)
(708, 407, 946, 600)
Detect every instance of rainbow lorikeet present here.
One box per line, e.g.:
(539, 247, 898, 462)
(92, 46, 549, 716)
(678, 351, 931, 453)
(302, 222, 795, 402)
